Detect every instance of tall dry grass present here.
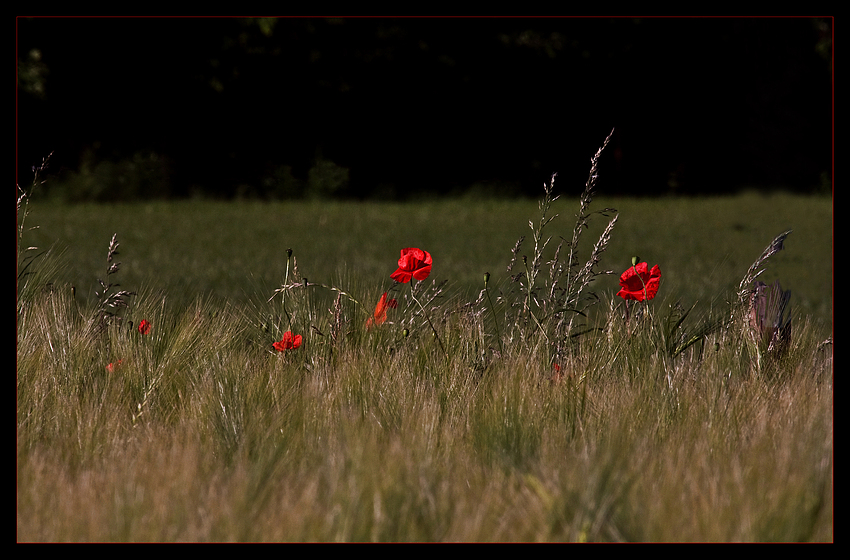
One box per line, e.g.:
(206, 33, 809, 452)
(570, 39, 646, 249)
(16, 283, 832, 541)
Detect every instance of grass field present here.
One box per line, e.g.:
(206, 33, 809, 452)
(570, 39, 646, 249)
(17, 188, 833, 542)
(22, 191, 832, 330)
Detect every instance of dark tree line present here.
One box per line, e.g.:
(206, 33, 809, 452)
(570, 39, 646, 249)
(17, 17, 832, 200)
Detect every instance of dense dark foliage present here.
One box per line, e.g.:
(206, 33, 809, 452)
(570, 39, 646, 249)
(17, 17, 832, 200)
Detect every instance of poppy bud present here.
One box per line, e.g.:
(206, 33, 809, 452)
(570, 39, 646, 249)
(631, 256, 640, 267)
(484, 272, 491, 287)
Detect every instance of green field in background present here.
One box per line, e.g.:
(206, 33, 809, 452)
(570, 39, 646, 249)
(23, 192, 832, 333)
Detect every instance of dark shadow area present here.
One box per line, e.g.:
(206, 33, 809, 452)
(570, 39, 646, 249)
(17, 17, 833, 202)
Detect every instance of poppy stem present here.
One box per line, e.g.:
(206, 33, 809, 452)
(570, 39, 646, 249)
(281, 249, 293, 331)
(632, 263, 649, 302)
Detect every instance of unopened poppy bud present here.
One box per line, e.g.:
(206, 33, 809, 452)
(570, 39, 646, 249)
(402, 328, 409, 338)
(631, 256, 640, 267)
(286, 248, 293, 259)
(484, 272, 491, 287)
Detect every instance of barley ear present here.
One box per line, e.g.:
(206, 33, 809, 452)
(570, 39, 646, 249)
(736, 229, 792, 308)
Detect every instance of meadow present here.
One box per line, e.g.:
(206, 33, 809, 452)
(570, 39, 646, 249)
(20, 191, 832, 329)
(17, 170, 833, 541)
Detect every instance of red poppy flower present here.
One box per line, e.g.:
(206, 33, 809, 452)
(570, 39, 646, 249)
(106, 359, 123, 373)
(365, 292, 398, 329)
(273, 331, 303, 351)
(617, 262, 661, 302)
(138, 319, 152, 335)
(390, 248, 432, 283)
(551, 363, 563, 383)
